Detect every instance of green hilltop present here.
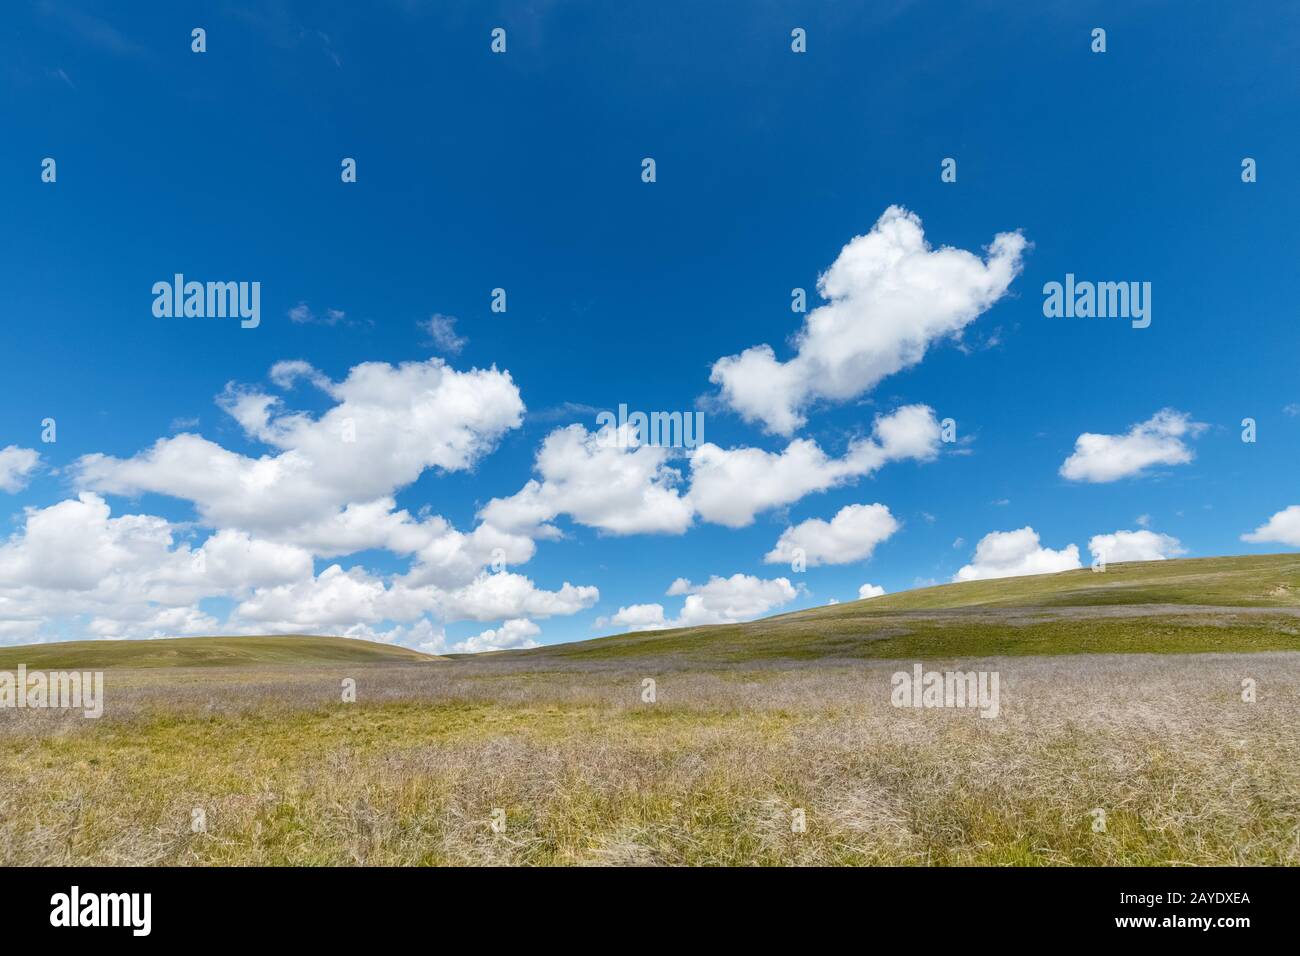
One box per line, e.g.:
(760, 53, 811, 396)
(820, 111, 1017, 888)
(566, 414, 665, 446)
(0, 634, 438, 670)
(495, 553, 1300, 663)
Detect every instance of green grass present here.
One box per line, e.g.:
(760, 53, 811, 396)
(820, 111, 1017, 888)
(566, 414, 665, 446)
(804, 553, 1300, 612)
(3, 554, 1299, 866)
(6, 661, 1298, 866)
(499, 554, 1300, 663)
(505, 614, 1300, 663)
(0, 635, 438, 670)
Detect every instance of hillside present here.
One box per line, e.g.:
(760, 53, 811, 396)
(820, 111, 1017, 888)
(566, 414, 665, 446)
(0, 634, 439, 670)
(817, 553, 1300, 612)
(500, 554, 1300, 663)
(4, 556, 1299, 669)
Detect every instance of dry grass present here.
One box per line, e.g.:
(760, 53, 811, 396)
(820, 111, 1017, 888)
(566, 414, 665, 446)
(2, 652, 1297, 866)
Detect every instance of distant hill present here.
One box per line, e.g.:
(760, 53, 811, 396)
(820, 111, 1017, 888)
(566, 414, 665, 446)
(5, 556, 1299, 669)
(496, 554, 1300, 663)
(819, 553, 1300, 612)
(0, 635, 439, 670)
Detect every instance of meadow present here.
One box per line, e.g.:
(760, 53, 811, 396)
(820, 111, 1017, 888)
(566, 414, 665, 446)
(2, 555, 1298, 866)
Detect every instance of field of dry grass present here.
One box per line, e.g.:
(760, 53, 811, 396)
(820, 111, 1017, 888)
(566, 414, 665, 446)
(3, 650, 1297, 866)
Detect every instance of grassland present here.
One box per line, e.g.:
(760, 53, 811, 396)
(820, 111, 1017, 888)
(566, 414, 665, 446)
(0, 635, 438, 670)
(503, 554, 1300, 663)
(2, 555, 1298, 866)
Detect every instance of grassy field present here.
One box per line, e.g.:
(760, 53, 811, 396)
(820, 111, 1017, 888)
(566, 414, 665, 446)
(0, 635, 438, 670)
(502, 554, 1300, 663)
(2, 555, 1298, 866)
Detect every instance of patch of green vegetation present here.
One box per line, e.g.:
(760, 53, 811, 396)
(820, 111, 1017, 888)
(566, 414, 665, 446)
(500, 554, 1300, 663)
(0, 635, 438, 670)
(5, 691, 1294, 866)
(506, 615, 1300, 663)
(848, 617, 1300, 659)
(807, 553, 1300, 613)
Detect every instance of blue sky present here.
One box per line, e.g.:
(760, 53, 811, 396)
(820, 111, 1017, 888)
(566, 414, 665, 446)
(1, 1, 1298, 651)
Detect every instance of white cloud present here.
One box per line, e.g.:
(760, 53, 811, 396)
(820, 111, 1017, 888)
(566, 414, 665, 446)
(0, 493, 313, 640)
(1242, 506, 1300, 548)
(600, 574, 800, 633)
(1088, 529, 1185, 563)
(858, 583, 886, 599)
(228, 564, 595, 634)
(1060, 409, 1205, 483)
(0, 446, 40, 493)
(688, 404, 940, 528)
(764, 503, 899, 567)
(0, 493, 180, 593)
(664, 574, 798, 627)
(268, 359, 332, 390)
(452, 618, 540, 654)
(287, 302, 346, 326)
(0, 359, 616, 644)
(954, 527, 1081, 582)
(481, 421, 693, 536)
(231, 564, 427, 632)
(420, 314, 467, 354)
(486, 405, 939, 537)
(77, 358, 525, 545)
(710, 206, 1026, 434)
(437, 571, 599, 622)
(600, 603, 669, 632)
(87, 606, 220, 640)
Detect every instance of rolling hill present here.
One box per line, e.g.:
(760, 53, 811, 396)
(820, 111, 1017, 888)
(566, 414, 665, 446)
(3, 555, 1299, 669)
(0, 634, 439, 670)
(496, 553, 1300, 663)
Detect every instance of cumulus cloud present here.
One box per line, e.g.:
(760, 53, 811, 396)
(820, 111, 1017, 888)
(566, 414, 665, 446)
(600, 603, 669, 632)
(613, 574, 795, 634)
(232, 564, 427, 632)
(486, 405, 939, 537)
(0, 490, 585, 644)
(0, 359, 609, 644)
(437, 571, 598, 622)
(0, 493, 313, 641)
(452, 618, 540, 654)
(954, 527, 1081, 582)
(77, 358, 525, 545)
(764, 503, 899, 567)
(710, 206, 1026, 434)
(1060, 409, 1205, 483)
(600, 573, 799, 633)
(689, 404, 941, 528)
(0, 446, 40, 493)
(481, 421, 693, 536)
(1242, 506, 1300, 548)
(230, 563, 593, 635)
(0, 493, 181, 594)
(858, 583, 886, 599)
(1088, 529, 1185, 563)
(666, 574, 799, 626)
